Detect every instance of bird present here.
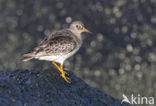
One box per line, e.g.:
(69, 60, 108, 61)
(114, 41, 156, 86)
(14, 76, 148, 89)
(22, 21, 91, 83)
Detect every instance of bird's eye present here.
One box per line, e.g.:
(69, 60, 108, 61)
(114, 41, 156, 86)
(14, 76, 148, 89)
(76, 25, 82, 30)
(76, 25, 79, 28)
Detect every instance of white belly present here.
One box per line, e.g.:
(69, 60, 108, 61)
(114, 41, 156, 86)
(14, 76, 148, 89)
(37, 55, 64, 62)
(36, 48, 80, 64)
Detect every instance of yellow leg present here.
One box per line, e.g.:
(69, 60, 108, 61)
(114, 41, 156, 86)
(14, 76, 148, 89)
(52, 61, 71, 83)
(60, 65, 63, 70)
(60, 65, 69, 75)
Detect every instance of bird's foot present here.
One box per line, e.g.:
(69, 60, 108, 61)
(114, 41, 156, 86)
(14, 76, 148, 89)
(51, 61, 71, 83)
(63, 71, 69, 76)
(60, 71, 71, 83)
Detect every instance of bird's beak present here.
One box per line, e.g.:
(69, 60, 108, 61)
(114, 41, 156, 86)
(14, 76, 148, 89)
(82, 27, 92, 34)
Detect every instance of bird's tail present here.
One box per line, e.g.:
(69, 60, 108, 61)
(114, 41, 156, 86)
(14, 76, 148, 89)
(21, 53, 35, 61)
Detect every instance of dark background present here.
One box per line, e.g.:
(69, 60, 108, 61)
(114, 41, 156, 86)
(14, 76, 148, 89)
(0, 0, 156, 100)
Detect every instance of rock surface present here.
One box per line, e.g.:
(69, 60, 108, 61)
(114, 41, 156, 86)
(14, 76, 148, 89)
(0, 69, 130, 106)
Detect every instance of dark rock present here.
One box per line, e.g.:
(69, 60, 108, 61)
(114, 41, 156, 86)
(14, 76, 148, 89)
(0, 69, 130, 106)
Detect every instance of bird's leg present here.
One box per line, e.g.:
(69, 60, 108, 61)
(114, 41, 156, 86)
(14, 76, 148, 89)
(60, 65, 69, 75)
(52, 61, 61, 70)
(52, 61, 71, 83)
(60, 64, 71, 83)
(60, 65, 63, 70)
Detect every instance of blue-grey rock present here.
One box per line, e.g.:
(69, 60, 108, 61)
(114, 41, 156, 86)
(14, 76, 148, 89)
(0, 69, 130, 106)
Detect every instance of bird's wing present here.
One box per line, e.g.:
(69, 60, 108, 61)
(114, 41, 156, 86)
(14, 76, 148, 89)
(32, 30, 77, 57)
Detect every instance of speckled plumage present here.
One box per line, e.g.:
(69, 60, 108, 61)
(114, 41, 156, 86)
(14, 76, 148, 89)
(22, 26, 82, 64)
(34, 30, 81, 56)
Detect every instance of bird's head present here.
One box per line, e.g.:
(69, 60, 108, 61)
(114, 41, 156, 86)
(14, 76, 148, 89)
(69, 21, 91, 35)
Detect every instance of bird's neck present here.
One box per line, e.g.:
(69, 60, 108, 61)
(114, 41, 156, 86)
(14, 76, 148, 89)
(68, 29, 82, 40)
